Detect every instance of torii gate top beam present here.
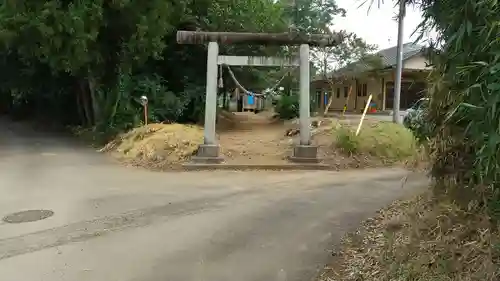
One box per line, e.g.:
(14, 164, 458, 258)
(176, 31, 343, 47)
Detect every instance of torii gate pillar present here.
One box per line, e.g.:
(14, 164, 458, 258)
(288, 43, 317, 163)
(193, 41, 220, 163)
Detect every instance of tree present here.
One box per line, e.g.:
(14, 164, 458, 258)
(0, 0, 175, 127)
(311, 31, 381, 114)
(280, 0, 346, 34)
(313, 33, 378, 75)
(0, 0, 286, 130)
(0, 0, 363, 138)
(265, 0, 349, 99)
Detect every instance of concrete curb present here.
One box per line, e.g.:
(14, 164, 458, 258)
(182, 163, 338, 171)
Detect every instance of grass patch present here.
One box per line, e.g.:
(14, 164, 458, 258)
(320, 192, 500, 281)
(335, 122, 419, 163)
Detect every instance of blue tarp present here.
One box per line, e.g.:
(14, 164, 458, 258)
(247, 95, 255, 105)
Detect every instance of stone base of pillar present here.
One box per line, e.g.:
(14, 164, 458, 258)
(288, 145, 319, 163)
(190, 144, 224, 164)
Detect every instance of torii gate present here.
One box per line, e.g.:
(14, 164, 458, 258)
(176, 31, 342, 163)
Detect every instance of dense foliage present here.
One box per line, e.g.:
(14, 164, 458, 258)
(394, 0, 500, 215)
(0, 0, 375, 137)
(274, 95, 300, 120)
(0, 0, 285, 131)
(403, 109, 432, 143)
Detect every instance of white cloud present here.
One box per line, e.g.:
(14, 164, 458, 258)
(332, 0, 425, 50)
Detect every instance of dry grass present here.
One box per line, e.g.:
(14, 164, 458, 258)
(100, 123, 203, 169)
(319, 192, 500, 281)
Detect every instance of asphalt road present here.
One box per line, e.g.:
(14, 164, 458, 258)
(0, 118, 427, 281)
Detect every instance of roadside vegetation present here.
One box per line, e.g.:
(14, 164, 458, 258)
(319, 0, 500, 280)
(334, 122, 419, 164)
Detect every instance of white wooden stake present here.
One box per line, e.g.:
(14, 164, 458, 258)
(356, 94, 373, 136)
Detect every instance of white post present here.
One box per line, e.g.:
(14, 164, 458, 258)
(299, 44, 311, 145)
(204, 42, 219, 144)
(356, 94, 373, 136)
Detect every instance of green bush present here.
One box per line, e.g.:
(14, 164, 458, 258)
(273, 93, 318, 120)
(86, 73, 191, 144)
(335, 127, 360, 154)
(274, 94, 299, 120)
(134, 74, 188, 123)
(404, 110, 434, 143)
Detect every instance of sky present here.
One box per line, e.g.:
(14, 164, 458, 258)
(332, 0, 425, 50)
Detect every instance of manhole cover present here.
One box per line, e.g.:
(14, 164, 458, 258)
(2, 209, 54, 224)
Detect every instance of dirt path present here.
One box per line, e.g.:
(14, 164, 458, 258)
(216, 112, 371, 167)
(0, 117, 428, 281)
(218, 111, 327, 164)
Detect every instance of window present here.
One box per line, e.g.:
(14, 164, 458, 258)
(336, 88, 340, 98)
(362, 84, 368, 96)
(344, 87, 349, 97)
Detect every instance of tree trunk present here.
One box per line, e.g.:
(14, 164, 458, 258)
(222, 88, 228, 110)
(322, 56, 335, 115)
(320, 56, 328, 116)
(0, 91, 12, 114)
(75, 90, 85, 126)
(285, 72, 292, 96)
(221, 69, 228, 110)
(78, 79, 93, 126)
(87, 74, 100, 125)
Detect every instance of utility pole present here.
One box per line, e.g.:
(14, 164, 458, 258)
(393, 0, 405, 123)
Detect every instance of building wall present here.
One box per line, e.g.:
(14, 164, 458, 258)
(403, 55, 432, 70)
(312, 54, 432, 112)
(314, 78, 357, 112)
(328, 79, 355, 111)
(321, 76, 387, 112)
(355, 77, 384, 111)
(315, 71, 428, 112)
